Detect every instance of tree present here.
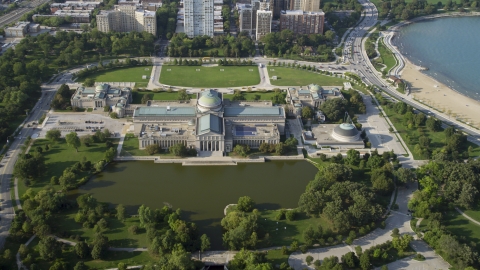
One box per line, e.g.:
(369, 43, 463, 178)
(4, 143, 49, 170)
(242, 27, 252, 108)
(237, 196, 255, 212)
(74, 261, 88, 270)
(395, 168, 415, 185)
(83, 78, 95, 87)
(80, 135, 93, 147)
(104, 147, 116, 163)
(75, 242, 90, 259)
(177, 89, 189, 100)
(169, 143, 187, 157)
(345, 149, 360, 166)
(145, 144, 161, 155)
(306, 255, 314, 265)
(110, 112, 119, 119)
(233, 144, 250, 157)
(46, 129, 61, 142)
(38, 236, 61, 261)
(341, 252, 358, 268)
(301, 106, 313, 119)
(359, 251, 371, 270)
(275, 142, 286, 155)
(66, 132, 81, 152)
(426, 117, 441, 132)
(116, 204, 126, 221)
(392, 234, 413, 254)
(200, 234, 211, 252)
(118, 263, 127, 270)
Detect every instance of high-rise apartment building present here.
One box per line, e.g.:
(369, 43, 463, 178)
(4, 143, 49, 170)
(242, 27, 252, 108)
(300, 0, 320, 12)
(256, 10, 272, 40)
(237, 4, 253, 35)
(184, 0, 214, 37)
(97, 5, 157, 36)
(279, 10, 324, 34)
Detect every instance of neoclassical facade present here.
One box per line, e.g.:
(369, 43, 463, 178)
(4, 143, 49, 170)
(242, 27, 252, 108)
(133, 89, 285, 154)
(71, 83, 132, 115)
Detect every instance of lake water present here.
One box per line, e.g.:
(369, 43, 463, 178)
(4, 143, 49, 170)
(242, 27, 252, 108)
(393, 16, 480, 101)
(77, 161, 317, 249)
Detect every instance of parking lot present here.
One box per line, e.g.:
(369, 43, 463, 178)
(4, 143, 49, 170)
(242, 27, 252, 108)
(39, 112, 126, 139)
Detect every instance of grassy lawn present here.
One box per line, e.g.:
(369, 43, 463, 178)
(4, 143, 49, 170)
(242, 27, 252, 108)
(259, 210, 333, 247)
(54, 211, 148, 248)
(382, 105, 480, 159)
(160, 66, 260, 88)
(373, 38, 397, 73)
(445, 209, 480, 248)
(131, 90, 195, 104)
(120, 133, 178, 158)
(268, 67, 346, 86)
(77, 66, 152, 88)
(27, 236, 154, 269)
(463, 204, 480, 223)
(383, 105, 443, 160)
(265, 249, 289, 267)
(18, 138, 119, 201)
(223, 91, 286, 101)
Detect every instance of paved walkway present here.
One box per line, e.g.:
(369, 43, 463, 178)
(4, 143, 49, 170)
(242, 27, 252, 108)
(455, 207, 480, 226)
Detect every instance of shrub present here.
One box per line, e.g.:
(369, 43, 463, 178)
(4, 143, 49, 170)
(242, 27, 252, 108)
(128, 225, 139, 235)
(275, 209, 286, 220)
(285, 210, 296, 221)
(413, 253, 425, 261)
(306, 255, 314, 265)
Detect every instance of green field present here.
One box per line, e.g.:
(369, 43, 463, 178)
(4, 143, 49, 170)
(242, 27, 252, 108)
(373, 38, 397, 73)
(259, 210, 333, 247)
(19, 138, 119, 200)
(27, 236, 153, 269)
(159, 66, 260, 87)
(382, 105, 480, 160)
(463, 204, 480, 223)
(132, 91, 195, 104)
(223, 91, 286, 101)
(268, 67, 346, 86)
(54, 211, 148, 248)
(445, 209, 480, 249)
(77, 66, 152, 88)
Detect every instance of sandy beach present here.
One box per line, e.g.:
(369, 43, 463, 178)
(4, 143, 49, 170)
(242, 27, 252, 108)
(400, 60, 480, 129)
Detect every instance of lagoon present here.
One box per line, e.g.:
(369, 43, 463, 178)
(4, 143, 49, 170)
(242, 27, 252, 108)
(76, 161, 317, 249)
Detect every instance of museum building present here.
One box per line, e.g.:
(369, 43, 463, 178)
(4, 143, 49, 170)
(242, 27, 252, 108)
(132, 89, 286, 154)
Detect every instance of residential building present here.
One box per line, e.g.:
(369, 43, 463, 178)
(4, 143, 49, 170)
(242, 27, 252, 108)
(50, 1, 101, 13)
(287, 0, 302, 10)
(184, 0, 214, 37)
(255, 10, 271, 40)
(34, 10, 92, 23)
(96, 5, 157, 36)
(279, 10, 324, 34)
(271, 0, 287, 18)
(300, 0, 320, 12)
(237, 4, 253, 35)
(4, 21, 30, 37)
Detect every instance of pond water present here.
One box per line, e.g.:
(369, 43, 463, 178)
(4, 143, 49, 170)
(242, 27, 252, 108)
(76, 161, 318, 249)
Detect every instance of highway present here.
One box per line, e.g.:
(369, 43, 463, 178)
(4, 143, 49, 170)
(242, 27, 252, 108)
(341, 0, 480, 142)
(0, 73, 72, 249)
(0, 0, 50, 28)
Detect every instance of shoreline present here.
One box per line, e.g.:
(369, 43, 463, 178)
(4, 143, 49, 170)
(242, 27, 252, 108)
(389, 12, 480, 129)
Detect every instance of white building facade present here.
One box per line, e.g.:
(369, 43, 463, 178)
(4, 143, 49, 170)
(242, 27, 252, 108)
(255, 10, 272, 40)
(184, 0, 214, 37)
(96, 5, 157, 36)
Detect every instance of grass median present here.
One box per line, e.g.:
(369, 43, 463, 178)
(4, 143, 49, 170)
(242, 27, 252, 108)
(268, 67, 346, 86)
(160, 66, 260, 88)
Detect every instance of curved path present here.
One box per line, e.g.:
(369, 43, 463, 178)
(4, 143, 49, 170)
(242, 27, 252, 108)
(455, 207, 480, 226)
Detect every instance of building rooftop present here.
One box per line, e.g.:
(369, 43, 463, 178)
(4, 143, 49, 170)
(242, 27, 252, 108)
(224, 107, 283, 117)
(133, 106, 196, 117)
(198, 114, 223, 135)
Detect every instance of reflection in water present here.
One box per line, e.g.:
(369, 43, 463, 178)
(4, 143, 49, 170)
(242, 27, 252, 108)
(76, 161, 317, 249)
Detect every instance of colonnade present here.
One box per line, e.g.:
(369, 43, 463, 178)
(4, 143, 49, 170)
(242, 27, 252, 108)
(200, 140, 223, 151)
